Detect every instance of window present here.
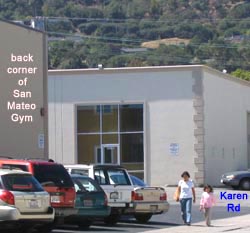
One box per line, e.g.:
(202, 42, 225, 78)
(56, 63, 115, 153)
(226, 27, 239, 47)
(120, 104, 143, 132)
(2, 164, 29, 171)
(121, 133, 143, 162)
(94, 169, 106, 185)
(77, 106, 100, 133)
(106, 169, 131, 185)
(33, 164, 74, 187)
(71, 169, 89, 176)
(77, 104, 144, 177)
(72, 177, 101, 193)
(2, 174, 44, 192)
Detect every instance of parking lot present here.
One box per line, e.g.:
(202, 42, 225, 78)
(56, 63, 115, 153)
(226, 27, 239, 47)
(53, 187, 250, 233)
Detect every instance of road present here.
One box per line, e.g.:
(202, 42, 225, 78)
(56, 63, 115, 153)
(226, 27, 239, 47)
(53, 187, 250, 233)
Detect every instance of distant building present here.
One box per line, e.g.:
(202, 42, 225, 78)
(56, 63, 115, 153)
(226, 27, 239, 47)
(48, 65, 250, 186)
(121, 47, 148, 53)
(31, 17, 45, 31)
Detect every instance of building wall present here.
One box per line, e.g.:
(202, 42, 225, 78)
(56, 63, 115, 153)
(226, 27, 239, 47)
(48, 67, 197, 186)
(0, 20, 48, 158)
(203, 68, 250, 186)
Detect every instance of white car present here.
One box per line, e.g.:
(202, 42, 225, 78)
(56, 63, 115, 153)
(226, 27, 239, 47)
(129, 175, 170, 223)
(0, 168, 55, 232)
(64, 164, 134, 225)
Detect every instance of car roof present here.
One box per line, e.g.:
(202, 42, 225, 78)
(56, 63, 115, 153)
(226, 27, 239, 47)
(0, 158, 62, 166)
(0, 168, 31, 175)
(65, 164, 125, 169)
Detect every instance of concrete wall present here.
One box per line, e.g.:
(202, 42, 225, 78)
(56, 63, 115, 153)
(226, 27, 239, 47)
(0, 20, 48, 158)
(48, 66, 197, 186)
(203, 68, 250, 186)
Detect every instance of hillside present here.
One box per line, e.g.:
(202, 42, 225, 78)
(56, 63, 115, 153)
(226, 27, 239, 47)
(1, 0, 250, 78)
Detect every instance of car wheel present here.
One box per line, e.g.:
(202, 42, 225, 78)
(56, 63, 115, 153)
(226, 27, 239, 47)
(240, 179, 250, 190)
(78, 220, 92, 230)
(134, 213, 153, 223)
(104, 214, 120, 225)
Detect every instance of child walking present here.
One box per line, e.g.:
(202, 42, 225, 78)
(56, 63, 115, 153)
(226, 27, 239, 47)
(200, 184, 216, 226)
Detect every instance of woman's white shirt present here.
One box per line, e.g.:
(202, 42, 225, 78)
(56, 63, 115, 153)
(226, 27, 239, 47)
(178, 179, 194, 199)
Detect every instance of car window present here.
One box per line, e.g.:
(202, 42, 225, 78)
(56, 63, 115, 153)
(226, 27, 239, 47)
(2, 174, 44, 192)
(2, 164, 29, 172)
(73, 177, 102, 192)
(130, 175, 146, 187)
(33, 164, 74, 187)
(94, 170, 107, 185)
(107, 170, 131, 185)
(71, 169, 88, 176)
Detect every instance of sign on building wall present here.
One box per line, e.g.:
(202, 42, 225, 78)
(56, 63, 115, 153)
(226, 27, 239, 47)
(169, 143, 179, 156)
(0, 20, 48, 158)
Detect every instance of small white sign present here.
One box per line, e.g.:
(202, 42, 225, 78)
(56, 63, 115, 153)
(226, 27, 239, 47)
(38, 134, 44, 149)
(170, 143, 179, 156)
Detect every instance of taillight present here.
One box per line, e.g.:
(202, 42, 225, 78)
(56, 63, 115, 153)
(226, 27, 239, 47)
(160, 192, 167, 201)
(104, 193, 108, 206)
(132, 191, 143, 201)
(0, 190, 15, 205)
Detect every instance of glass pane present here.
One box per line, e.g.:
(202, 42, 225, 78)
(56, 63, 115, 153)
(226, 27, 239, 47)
(102, 134, 118, 144)
(102, 105, 118, 132)
(78, 134, 100, 164)
(77, 106, 100, 133)
(104, 146, 118, 164)
(120, 104, 143, 132)
(121, 133, 143, 162)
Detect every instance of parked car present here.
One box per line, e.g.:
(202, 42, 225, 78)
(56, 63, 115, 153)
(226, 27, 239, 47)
(0, 168, 54, 232)
(0, 158, 76, 227)
(64, 174, 111, 229)
(221, 170, 250, 190)
(126, 175, 170, 223)
(64, 164, 134, 225)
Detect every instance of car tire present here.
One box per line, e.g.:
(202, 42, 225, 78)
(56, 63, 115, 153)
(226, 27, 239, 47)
(104, 214, 120, 225)
(134, 213, 153, 223)
(78, 220, 92, 230)
(240, 179, 250, 190)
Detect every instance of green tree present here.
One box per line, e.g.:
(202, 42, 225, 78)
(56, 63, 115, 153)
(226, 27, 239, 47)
(231, 69, 250, 81)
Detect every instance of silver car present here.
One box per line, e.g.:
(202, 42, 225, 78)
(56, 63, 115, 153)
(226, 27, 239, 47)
(0, 168, 55, 232)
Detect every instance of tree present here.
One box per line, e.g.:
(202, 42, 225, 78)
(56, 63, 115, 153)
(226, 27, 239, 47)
(231, 69, 250, 81)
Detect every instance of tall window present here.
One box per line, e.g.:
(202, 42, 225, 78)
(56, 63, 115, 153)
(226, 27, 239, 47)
(77, 104, 144, 178)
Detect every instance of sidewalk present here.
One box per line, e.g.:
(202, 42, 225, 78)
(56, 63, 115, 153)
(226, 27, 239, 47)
(146, 214, 250, 233)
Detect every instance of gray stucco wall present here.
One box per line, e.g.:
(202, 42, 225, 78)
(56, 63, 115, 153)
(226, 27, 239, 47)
(48, 66, 198, 186)
(203, 69, 250, 186)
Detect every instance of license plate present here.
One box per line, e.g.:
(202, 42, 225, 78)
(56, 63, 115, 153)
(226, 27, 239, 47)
(83, 199, 93, 207)
(51, 195, 60, 203)
(150, 205, 158, 212)
(28, 200, 40, 208)
(110, 191, 119, 199)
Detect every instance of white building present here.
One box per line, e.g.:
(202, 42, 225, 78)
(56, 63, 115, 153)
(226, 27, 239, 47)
(48, 65, 250, 186)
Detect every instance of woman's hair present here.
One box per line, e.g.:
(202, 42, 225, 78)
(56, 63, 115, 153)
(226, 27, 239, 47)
(204, 184, 213, 192)
(181, 171, 190, 178)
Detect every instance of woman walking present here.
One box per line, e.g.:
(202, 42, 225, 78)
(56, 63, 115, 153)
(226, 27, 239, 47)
(177, 171, 196, 225)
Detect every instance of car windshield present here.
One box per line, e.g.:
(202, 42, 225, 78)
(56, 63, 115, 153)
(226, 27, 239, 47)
(130, 175, 146, 187)
(72, 176, 102, 193)
(2, 174, 44, 192)
(33, 164, 74, 187)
